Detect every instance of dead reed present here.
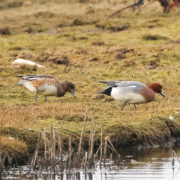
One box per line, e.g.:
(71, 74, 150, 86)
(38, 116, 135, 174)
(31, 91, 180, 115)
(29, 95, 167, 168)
(0, 137, 2, 179)
(19, 110, 121, 175)
(77, 109, 88, 157)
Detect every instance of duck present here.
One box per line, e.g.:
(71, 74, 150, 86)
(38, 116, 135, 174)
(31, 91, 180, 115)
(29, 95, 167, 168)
(15, 74, 76, 102)
(99, 80, 165, 110)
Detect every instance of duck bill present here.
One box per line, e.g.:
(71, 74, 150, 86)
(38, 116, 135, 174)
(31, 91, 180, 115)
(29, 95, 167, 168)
(160, 91, 165, 97)
(71, 91, 76, 98)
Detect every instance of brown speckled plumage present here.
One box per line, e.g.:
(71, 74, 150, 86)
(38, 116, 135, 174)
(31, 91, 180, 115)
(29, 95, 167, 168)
(16, 74, 76, 101)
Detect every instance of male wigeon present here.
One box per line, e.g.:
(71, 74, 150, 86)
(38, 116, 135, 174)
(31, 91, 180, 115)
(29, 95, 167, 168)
(16, 74, 76, 101)
(99, 80, 165, 110)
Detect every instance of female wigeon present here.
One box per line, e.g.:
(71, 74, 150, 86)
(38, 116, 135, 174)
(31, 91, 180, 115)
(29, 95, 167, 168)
(99, 80, 165, 110)
(16, 74, 76, 101)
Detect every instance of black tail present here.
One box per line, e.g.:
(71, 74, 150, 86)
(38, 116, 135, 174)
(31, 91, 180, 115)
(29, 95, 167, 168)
(99, 87, 112, 96)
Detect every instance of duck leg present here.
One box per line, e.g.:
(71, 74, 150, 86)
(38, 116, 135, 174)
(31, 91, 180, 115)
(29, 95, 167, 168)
(35, 91, 39, 101)
(134, 104, 137, 110)
(121, 101, 128, 110)
(44, 96, 48, 102)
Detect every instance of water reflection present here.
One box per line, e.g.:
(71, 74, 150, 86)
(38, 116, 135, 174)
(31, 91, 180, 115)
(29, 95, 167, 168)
(3, 146, 180, 180)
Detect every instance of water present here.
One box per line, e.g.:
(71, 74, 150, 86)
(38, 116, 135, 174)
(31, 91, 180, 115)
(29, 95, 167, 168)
(2, 146, 180, 180)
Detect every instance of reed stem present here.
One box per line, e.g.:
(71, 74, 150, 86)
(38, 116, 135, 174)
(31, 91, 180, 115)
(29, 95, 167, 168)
(77, 109, 88, 157)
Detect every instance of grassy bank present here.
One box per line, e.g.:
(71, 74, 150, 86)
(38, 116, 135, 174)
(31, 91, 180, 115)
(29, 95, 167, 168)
(0, 0, 180, 161)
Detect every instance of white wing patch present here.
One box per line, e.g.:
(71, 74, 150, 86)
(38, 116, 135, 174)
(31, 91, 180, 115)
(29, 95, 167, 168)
(24, 81, 37, 92)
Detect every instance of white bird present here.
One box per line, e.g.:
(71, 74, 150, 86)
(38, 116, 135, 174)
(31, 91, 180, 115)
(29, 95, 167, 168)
(12, 58, 44, 69)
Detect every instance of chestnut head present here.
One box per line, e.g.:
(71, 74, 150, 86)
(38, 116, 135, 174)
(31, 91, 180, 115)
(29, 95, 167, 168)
(149, 83, 165, 97)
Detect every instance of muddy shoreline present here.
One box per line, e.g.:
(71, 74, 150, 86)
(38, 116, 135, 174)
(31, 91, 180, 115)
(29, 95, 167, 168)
(0, 115, 180, 166)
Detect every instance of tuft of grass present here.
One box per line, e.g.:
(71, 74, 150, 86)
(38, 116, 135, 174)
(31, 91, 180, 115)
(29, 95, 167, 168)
(143, 34, 169, 41)
(0, 135, 28, 164)
(0, 136, 27, 154)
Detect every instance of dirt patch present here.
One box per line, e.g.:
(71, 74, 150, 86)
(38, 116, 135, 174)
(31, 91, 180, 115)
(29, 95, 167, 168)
(91, 41, 105, 46)
(108, 24, 130, 32)
(142, 19, 162, 29)
(78, 36, 89, 40)
(143, 34, 169, 41)
(109, 47, 135, 60)
(148, 19, 160, 23)
(146, 60, 159, 69)
(72, 19, 85, 26)
(33, 11, 54, 18)
(143, 53, 160, 69)
(0, 0, 23, 10)
(85, 6, 95, 14)
(0, 27, 11, 35)
(16, 51, 34, 60)
(96, 23, 130, 32)
(24, 27, 34, 33)
(109, 47, 135, 54)
(9, 46, 22, 51)
(170, 40, 180, 44)
(114, 52, 126, 60)
(58, 23, 71, 28)
(72, 48, 88, 54)
(59, 18, 94, 28)
(124, 60, 136, 67)
(64, 115, 90, 122)
(79, 0, 89, 3)
(53, 56, 70, 65)
(35, 50, 70, 65)
(89, 57, 99, 62)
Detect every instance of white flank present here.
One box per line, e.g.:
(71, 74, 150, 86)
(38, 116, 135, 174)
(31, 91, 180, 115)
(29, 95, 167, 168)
(39, 84, 57, 96)
(12, 58, 44, 68)
(111, 87, 145, 104)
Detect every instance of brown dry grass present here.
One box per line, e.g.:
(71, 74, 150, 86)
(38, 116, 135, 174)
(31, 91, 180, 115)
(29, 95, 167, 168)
(0, 136, 27, 154)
